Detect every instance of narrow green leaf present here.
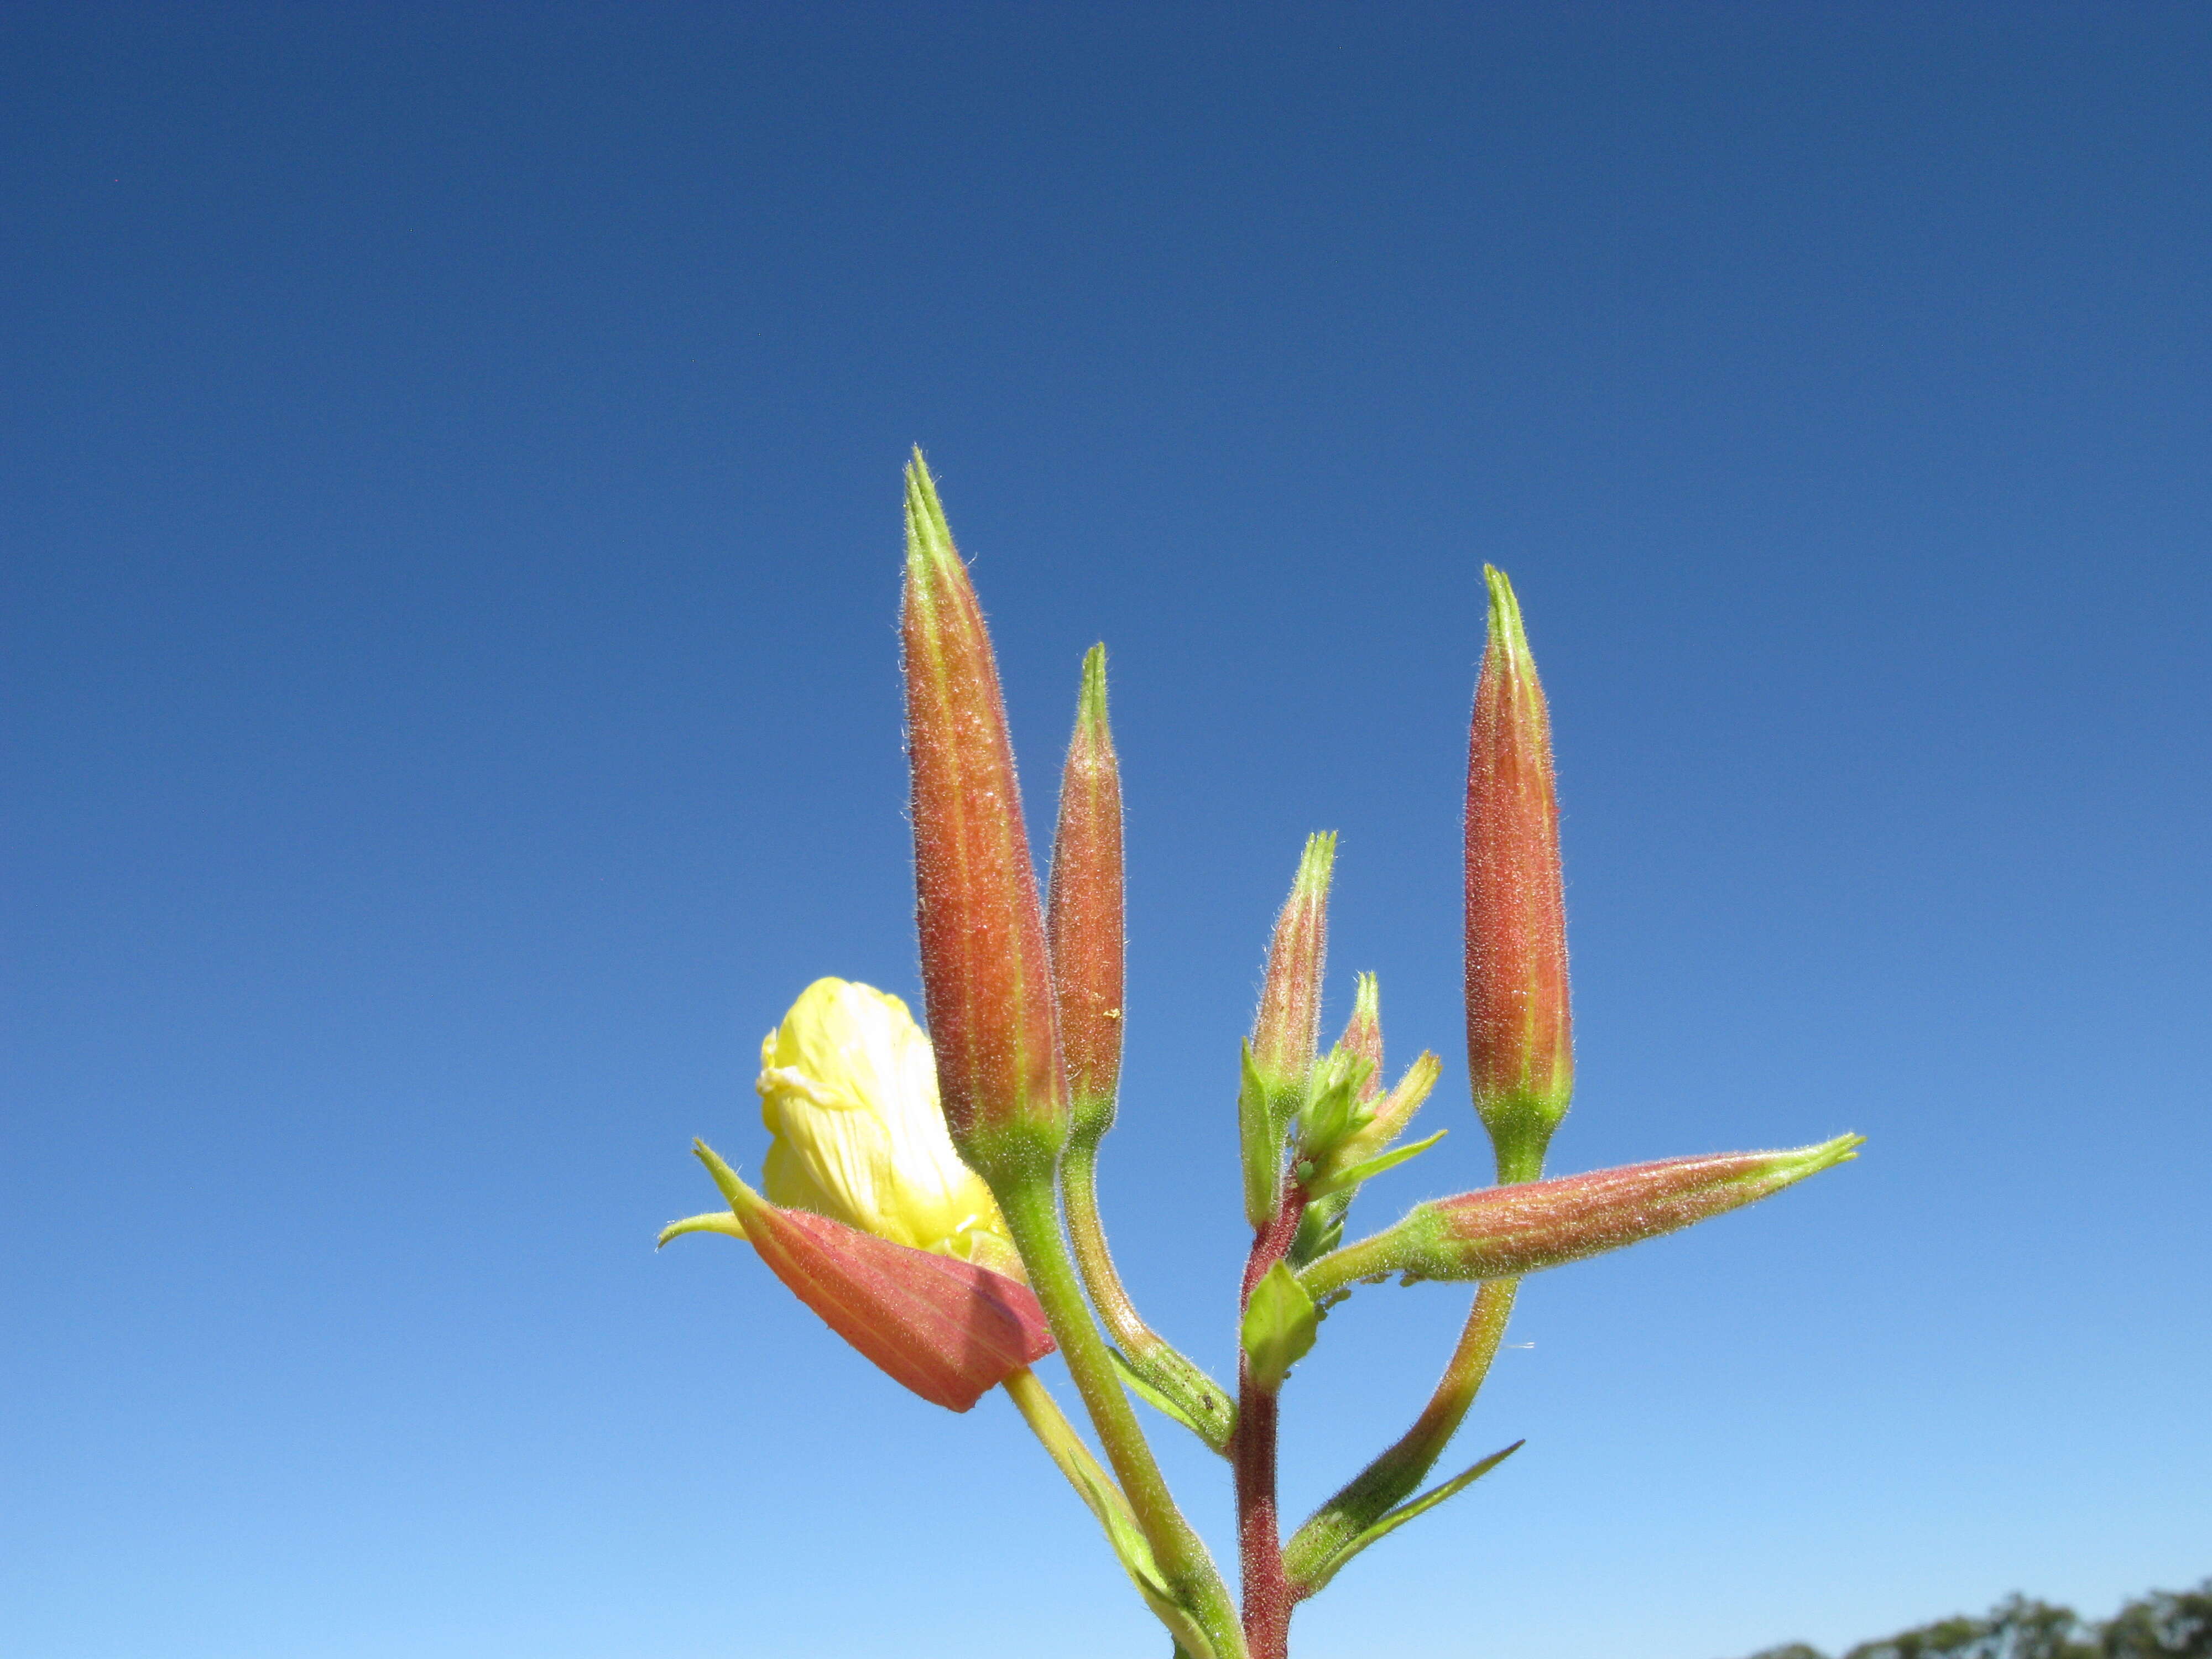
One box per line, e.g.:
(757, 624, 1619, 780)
(1298, 1440, 1524, 1597)
(1107, 1347, 1225, 1448)
(1040, 1422, 1217, 1658)
(1306, 1128, 1449, 1199)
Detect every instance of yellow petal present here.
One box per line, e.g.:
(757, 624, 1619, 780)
(756, 978, 1017, 1272)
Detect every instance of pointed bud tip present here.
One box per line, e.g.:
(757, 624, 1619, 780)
(1295, 831, 1338, 896)
(902, 450, 958, 581)
(1073, 643, 1114, 747)
(1351, 971, 1379, 1019)
(1481, 566, 1543, 694)
(1483, 564, 1528, 648)
(1798, 1131, 1865, 1174)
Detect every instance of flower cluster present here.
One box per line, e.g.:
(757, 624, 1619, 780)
(659, 455, 1859, 1659)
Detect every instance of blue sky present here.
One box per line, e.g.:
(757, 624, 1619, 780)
(4, 6, 2206, 1657)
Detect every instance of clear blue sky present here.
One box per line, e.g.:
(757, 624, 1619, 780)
(4, 7, 2206, 1657)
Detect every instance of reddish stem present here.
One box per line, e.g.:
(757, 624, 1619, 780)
(1234, 1186, 1307, 1659)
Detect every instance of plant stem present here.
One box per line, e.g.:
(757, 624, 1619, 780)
(1292, 1218, 1406, 1307)
(1003, 1365, 1118, 1519)
(1282, 1277, 1520, 1593)
(1233, 1379, 1287, 1659)
(998, 1176, 1248, 1659)
(1062, 1135, 1237, 1451)
(1233, 1189, 1306, 1659)
(1061, 1138, 1141, 1341)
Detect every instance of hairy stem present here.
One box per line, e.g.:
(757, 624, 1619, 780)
(1063, 1135, 1237, 1450)
(998, 1177, 1247, 1659)
(1061, 1137, 1141, 1340)
(1233, 1188, 1307, 1659)
(1003, 1365, 1119, 1521)
(1292, 1218, 1404, 1308)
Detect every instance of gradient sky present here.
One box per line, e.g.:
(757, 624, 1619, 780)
(4, 7, 2207, 1658)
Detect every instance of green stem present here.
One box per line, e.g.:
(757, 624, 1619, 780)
(1062, 1135, 1237, 1451)
(997, 1176, 1248, 1659)
(1293, 1220, 1411, 1308)
(1003, 1366, 1119, 1520)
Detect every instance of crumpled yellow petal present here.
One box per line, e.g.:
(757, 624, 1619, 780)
(756, 978, 1020, 1278)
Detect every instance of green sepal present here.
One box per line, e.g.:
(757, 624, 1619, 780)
(691, 1137, 755, 1211)
(1305, 1128, 1448, 1201)
(1237, 1040, 1283, 1227)
(1240, 1260, 1318, 1392)
(1295, 1045, 1376, 1164)
(1287, 1193, 1349, 1267)
(1291, 1439, 1524, 1598)
(1108, 1347, 1238, 1455)
(655, 1209, 747, 1249)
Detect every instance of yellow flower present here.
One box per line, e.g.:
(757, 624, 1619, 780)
(751, 978, 1022, 1280)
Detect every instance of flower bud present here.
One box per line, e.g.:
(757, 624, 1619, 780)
(1465, 566, 1571, 1183)
(1338, 973, 1384, 1105)
(672, 1141, 1055, 1413)
(1251, 832, 1336, 1092)
(1239, 833, 1337, 1224)
(1298, 1136, 1863, 1308)
(1047, 644, 1125, 1145)
(901, 453, 1066, 1183)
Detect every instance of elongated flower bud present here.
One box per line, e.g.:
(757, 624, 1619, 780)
(1465, 566, 1571, 1183)
(1298, 1136, 1863, 1308)
(679, 1142, 1056, 1412)
(1047, 644, 1125, 1144)
(1252, 833, 1335, 1092)
(1339, 973, 1384, 1106)
(901, 453, 1066, 1182)
(1240, 833, 1337, 1224)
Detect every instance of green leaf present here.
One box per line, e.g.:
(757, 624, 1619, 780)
(1298, 1440, 1524, 1597)
(1240, 1260, 1319, 1392)
(1305, 1128, 1448, 1199)
(1107, 1347, 1237, 1452)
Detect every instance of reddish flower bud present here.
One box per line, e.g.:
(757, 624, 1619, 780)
(1338, 972, 1384, 1106)
(901, 453, 1066, 1181)
(1240, 834, 1338, 1224)
(683, 1142, 1056, 1413)
(1251, 832, 1336, 1092)
(1299, 1136, 1863, 1308)
(1047, 644, 1125, 1143)
(1465, 566, 1572, 1183)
